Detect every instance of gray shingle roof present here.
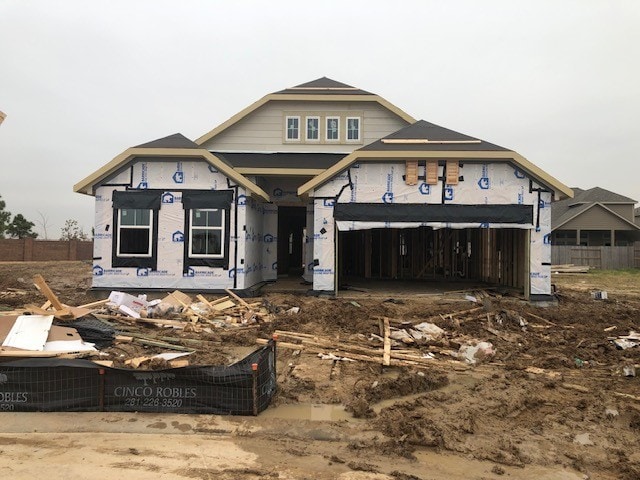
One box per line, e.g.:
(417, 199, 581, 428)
(134, 133, 200, 149)
(359, 120, 509, 152)
(274, 77, 372, 96)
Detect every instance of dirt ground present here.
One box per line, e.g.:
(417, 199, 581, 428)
(1, 261, 639, 480)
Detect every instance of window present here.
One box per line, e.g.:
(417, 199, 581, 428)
(189, 209, 224, 258)
(326, 116, 340, 141)
(112, 190, 161, 269)
(306, 116, 319, 141)
(182, 190, 234, 270)
(346, 117, 361, 142)
(285, 116, 300, 141)
(117, 209, 152, 256)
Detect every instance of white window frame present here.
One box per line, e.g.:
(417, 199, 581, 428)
(346, 116, 361, 142)
(188, 208, 225, 259)
(285, 115, 301, 142)
(116, 208, 153, 258)
(305, 116, 320, 142)
(325, 116, 340, 142)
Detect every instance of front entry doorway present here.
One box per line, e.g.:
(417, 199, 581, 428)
(277, 206, 306, 276)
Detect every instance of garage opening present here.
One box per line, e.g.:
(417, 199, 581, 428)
(338, 227, 527, 291)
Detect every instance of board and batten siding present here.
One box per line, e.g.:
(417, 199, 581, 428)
(560, 204, 636, 231)
(200, 100, 410, 153)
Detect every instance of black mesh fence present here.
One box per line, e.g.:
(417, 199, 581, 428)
(0, 339, 276, 415)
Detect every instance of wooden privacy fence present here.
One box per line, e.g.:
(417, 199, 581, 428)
(0, 238, 93, 262)
(552, 244, 640, 270)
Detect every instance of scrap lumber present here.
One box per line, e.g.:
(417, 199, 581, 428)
(93, 313, 186, 328)
(383, 317, 391, 366)
(33, 274, 65, 311)
(224, 289, 256, 323)
(256, 338, 429, 368)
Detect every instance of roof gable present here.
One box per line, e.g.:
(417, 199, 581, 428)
(298, 120, 572, 198)
(195, 78, 415, 145)
(552, 202, 640, 231)
(74, 147, 269, 201)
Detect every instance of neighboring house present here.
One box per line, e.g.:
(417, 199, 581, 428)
(74, 77, 571, 300)
(635, 207, 640, 226)
(551, 187, 640, 246)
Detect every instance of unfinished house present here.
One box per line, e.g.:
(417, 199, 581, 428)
(74, 77, 571, 300)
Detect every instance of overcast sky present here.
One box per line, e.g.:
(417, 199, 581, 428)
(1, 0, 638, 239)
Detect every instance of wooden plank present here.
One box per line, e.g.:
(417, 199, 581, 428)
(383, 317, 391, 366)
(224, 289, 252, 309)
(33, 274, 65, 311)
(77, 299, 110, 309)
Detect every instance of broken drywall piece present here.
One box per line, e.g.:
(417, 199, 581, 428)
(2, 315, 54, 351)
(459, 341, 495, 365)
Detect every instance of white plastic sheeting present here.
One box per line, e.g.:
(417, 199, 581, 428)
(312, 198, 336, 291)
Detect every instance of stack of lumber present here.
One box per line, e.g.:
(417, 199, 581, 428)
(552, 264, 591, 273)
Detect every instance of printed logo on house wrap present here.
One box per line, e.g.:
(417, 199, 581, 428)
(517, 186, 525, 204)
(514, 169, 526, 179)
(382, 192, 394, 203)
(313, 268, 333, 275)
(137, 268, 149, 277)
(172, 231, 184, 242)
(173, 162, 184, 184)
(264, 234, 274, 243)
(418, 183, 431, 195)
(162, 192, 175, 204)
(183, 267, 223, 278)
(93, 266, 126, 276)
(208, 165, 218, 173)
(323, 199, 335, 207)
(272, 262, 278, 271)
(228, 268, 244, 278)
(94, 232, 112, 240)
(444, 187, 454, 201)
(543, 234, 551, 245)
(539, 199, 549, 209)
(137, 163, 149, 189)
(236, 195, 247, 206)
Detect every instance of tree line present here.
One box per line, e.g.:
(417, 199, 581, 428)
(0, 195, 89, 240)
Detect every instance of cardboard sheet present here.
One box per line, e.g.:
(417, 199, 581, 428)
(2, 315, 54, 351)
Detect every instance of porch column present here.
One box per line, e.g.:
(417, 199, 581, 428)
(611, 229, 616, 246)
(575, 229, 581, 245)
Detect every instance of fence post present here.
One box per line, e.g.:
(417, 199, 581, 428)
(251, 363, 258, 416)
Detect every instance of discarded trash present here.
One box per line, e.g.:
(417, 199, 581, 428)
(459, 341, 495, 365)
(413, 322, 445, 339)
(622, 364, 636, 377)
(591, 291, 608, 300)
(108, 291, 148, 313)
(464, 295, 477, 303)
(286, 307, 300, 315)
(612, 331, 640, 350)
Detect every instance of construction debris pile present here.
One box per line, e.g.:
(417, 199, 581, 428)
(0, 275, 275, 369)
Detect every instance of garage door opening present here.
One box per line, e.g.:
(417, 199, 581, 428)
(338, 227, 527, 291)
